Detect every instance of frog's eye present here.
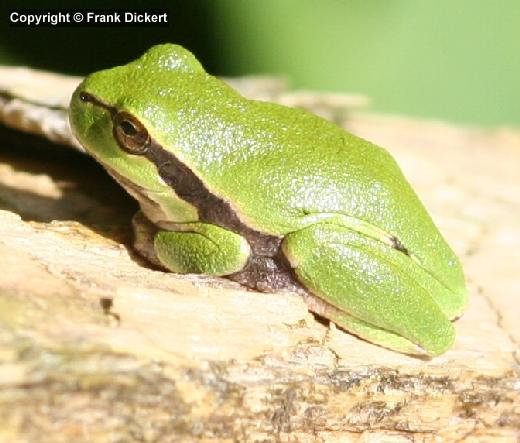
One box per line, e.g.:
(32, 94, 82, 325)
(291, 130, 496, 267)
(113, 112, 150, 155)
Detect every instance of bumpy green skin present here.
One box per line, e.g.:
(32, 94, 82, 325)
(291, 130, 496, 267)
(155, 222, 250, 275)
(69, 44, 467, 356)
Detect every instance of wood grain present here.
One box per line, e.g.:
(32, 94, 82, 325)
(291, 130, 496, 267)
(0, 68, 518, 442)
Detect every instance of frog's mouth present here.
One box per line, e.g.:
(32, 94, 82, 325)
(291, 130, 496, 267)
(101, 162, 172, 227)
(102, 162, 153, 197)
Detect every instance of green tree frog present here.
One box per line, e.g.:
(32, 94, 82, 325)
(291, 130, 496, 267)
(69, 44, 467, 356)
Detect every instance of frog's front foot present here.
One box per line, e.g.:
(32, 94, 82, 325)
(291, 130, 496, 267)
(133, 211, 250, 276)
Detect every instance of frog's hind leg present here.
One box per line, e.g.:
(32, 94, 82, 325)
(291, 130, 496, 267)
(300, 291, 429, 355)
(282, 222, 455, 356)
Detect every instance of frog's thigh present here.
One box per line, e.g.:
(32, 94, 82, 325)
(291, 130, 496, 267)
(282, 222, 454, 356)
(154, 223, 250, 276)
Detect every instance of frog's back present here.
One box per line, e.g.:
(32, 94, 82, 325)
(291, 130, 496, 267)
(191, 95, 421, 239)
(179, 92, 460, 293)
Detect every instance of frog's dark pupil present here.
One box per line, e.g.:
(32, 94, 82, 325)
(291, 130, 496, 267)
(113, 112, 150, 154)
(121, 120, 138, 136)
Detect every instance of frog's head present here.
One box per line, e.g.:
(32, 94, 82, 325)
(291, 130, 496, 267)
(69, 44, 224, 224)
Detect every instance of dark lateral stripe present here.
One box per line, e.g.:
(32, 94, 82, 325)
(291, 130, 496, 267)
(143, 138, 282, 256)
(81, 91, 412, 260)
(80, 90, 281, 256)
(79, 92, 115, 114)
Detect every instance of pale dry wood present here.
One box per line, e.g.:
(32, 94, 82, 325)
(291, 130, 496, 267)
(0, 67, 518, 442)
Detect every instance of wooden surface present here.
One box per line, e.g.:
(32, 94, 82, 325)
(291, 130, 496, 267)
(0, 68, 519, 442)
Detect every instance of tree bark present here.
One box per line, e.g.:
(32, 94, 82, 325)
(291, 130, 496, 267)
(0, 68, 518, 442)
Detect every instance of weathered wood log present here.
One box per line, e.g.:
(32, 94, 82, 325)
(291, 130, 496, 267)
(0, 67, 518, 442)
